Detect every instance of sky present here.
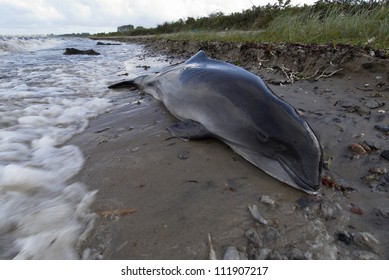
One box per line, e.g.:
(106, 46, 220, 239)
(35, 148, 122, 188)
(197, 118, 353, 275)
(0, 0, 316, 35)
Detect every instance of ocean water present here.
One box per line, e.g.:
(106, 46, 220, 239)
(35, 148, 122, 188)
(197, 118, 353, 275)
(0, 36, 169, 259)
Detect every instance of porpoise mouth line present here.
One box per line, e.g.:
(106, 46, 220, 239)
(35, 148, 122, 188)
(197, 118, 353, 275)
(277, 156, 319, 193)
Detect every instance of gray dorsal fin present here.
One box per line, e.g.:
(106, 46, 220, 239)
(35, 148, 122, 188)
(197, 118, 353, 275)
(167, 119, 212, 140)
(185, 50, 209, 64)
(108, 80, 136, 89)
(108, 74, 147, 89)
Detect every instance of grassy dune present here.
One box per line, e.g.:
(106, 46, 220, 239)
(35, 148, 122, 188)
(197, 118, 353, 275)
(263, 4, 389, 48)
(97, 1, 389, 50)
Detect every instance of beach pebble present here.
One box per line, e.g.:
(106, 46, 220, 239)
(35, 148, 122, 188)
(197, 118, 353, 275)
(223, 246, 241, 260)
(63, 48, 100, 55)
(248, 204, 268, 225)
(360, 142, 371, 152)
(374, 124, 389, 132)
(348, 143, 367, 155)
(363, 174, 380, 187)
(350, 206, 364, 215)
(268, 250, 285, 260)
(353, 232, 380, 251)
(296, 196, 313, 208)
(177, 151, 190, 160)
(363, 141, 381, 150)
(255, 248, 272, 260)
(286, 248, 305, 260)
(259, 195, 275, 206)
(337, 231, 353, 245)
(364, 100, 383, 109)
(264, 227, 280, 242)
(353, 250, 379, 260)
(245, 228, 262, 246)
(369, 167, 387, 175)
(320, 202, 335, 219)
(380, 150, 389, 161)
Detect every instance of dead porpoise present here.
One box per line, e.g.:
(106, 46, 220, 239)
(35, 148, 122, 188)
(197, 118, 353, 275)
(109, 51, 323, 194)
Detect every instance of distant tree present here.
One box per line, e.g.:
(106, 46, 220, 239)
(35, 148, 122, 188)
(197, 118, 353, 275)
(117, 24, 134, 32)
(185, 17, 196, 25)
(277, 0, 291, 8)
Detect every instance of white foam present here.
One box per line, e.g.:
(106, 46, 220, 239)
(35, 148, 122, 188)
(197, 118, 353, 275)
(0, 37, 165, 259)
(0, 36, 173, 259)
(0, 36, 64, 55)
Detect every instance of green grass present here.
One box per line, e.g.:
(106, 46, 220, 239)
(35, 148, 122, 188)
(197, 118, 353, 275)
(96, 2, 389, 51)
(262, 4, 389, 48)
(155, 30, 265, 42)
(154, 4, 389, 50)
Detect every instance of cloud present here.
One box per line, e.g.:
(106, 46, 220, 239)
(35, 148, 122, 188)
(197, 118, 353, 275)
(0, 0, 63, 21)
(0, 0, 315, 35)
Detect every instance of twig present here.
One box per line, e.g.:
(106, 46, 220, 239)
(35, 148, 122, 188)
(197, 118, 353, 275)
(303, 69, 320, 80)
(280, 64, 299, 83)
(315, 68, 343, 80)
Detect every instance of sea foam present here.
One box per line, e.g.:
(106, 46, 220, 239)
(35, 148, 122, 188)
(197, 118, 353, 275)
(0, 36, 167, 259)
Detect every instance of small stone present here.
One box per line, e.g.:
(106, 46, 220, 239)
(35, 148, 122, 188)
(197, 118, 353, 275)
(381, 150, 389, 161)
(353, 232, 380, 250)
(259, 195, 275, 206)
(264, 227, 280, 242)
(350, 206, 364, 215)
(363, 174, 380, 187)
(374, 125, 389, 132)
(286, 248, 305, 260)
(223, 246, 240, 260)
(337, 231, 353, 245)
(353, 250, 379, 260)
(177, 151, 190, 160)
(255, 248, 271, 260)
(296, 196, 313, 208)
(369, 167, 387, 175)
(365, 100, 384, 109)
(320, 202, 335, 219)
(360, 142, 371, 152)
(348, 143, 367, 155)
(63, 48, 100, 55)
(131, 147, 140, 152)
(245, 228, 263, 247)
(267, 250, 285, 260)
(248, 204, 268, 225)
(363, 141, 380, 150)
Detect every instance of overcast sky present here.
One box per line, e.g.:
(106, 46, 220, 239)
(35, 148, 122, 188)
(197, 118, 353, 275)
(0, 0, 316, 35)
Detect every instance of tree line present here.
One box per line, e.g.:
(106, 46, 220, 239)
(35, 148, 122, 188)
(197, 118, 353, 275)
(95, 0, 388, 37)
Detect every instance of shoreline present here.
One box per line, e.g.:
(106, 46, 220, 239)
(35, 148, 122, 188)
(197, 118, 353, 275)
(72, 38, 388, 259)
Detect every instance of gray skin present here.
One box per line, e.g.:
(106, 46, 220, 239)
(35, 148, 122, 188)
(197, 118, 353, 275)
(109, 51, 323, 194)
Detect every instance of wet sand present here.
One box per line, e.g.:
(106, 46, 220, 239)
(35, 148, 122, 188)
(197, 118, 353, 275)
(70, 39, 388, 259)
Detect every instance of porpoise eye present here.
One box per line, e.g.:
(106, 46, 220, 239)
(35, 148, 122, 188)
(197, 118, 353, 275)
(256, 131, 269, 142)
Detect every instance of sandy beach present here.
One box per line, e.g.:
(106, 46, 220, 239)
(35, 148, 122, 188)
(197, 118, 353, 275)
(70, 38, 388, 259)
